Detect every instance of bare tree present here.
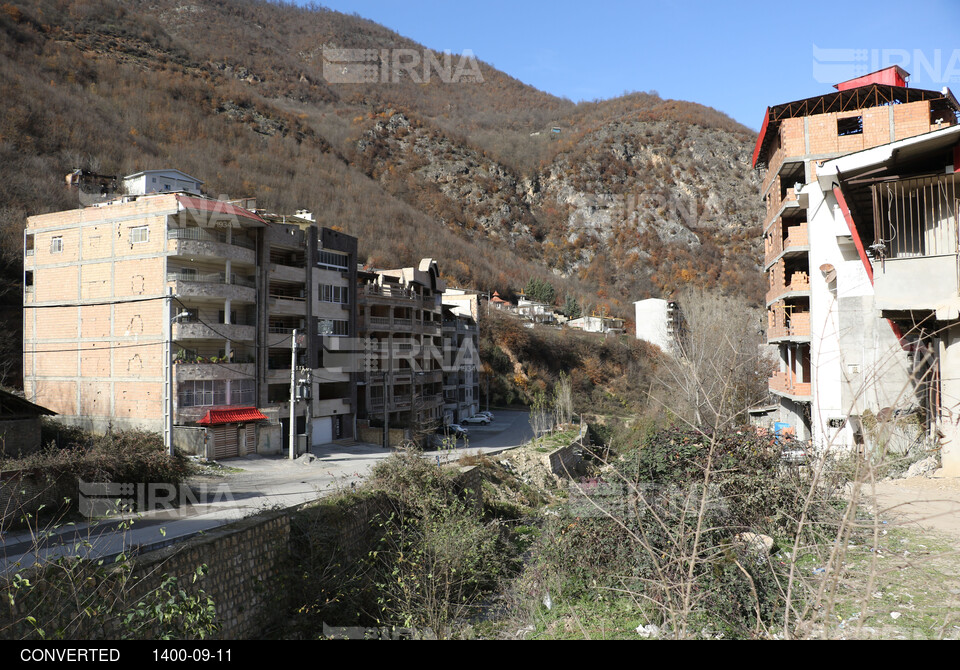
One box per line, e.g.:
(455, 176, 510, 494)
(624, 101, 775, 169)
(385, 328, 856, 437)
(553, 372, 574, 426)
(657, 289, 773, 430)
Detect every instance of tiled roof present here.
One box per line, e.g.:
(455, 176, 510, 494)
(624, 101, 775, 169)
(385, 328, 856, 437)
(197, 407, 268, 425)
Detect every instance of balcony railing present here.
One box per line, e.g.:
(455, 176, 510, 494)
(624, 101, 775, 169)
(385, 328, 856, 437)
(769, 371, 811, 399)
(767, 316, 811, 341)
(167, 271, 255, 288)
(167, 227, 255, 249)
(766, 270, 810, 305)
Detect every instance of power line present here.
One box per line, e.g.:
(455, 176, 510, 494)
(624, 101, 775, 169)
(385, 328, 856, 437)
(23, 295, 170, 309)
(23, 340, 165, 354)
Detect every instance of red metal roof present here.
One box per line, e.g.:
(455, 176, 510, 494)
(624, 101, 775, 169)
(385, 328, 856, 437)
(834, 66, 909, 91)
(176, 195, 267, 226)
(197, 407, 268, 425)
(751, 107, 771, 168)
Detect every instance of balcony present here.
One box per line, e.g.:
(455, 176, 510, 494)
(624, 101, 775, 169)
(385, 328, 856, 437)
(167, 271, 256, 303)
(167, 228, 256, 266)
(870, 173, 960, 316)
(769, 371, 811, 400)
(268, 283, 307, 315)
(767, 308, 811, 343)
(421, 370, 443, 384)
(269, 262, 306, 283)
(173, 322, 256, 343)
(764, 221, 810, 269)
(359, 284, 420, 305)
(175, 362, 255, 382)
(766, 267, 810, 306)
(761, 147, 805, 198)
(764, 186, 808, 227)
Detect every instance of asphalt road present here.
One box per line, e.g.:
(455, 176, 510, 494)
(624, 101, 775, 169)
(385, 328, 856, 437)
(1, 410, 531, 573)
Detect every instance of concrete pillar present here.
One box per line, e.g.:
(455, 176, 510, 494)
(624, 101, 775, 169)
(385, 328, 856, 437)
(939, 328, 960, 476)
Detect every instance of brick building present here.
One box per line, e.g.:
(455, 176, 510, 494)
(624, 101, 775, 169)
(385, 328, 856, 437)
(754, 66, 960, 460)
(23, 185, 357, 458)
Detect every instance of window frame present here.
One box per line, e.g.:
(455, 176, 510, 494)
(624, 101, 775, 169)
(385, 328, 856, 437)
(129, 225, 150, 244)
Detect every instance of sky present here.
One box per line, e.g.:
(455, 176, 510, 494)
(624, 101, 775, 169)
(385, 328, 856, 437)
(303, 0, 960, 130)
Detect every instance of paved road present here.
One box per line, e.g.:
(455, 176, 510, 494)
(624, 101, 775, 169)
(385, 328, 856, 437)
(0, 410, 530, 573)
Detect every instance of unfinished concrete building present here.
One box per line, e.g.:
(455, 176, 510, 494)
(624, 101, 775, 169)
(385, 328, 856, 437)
(23, 183, 357, 459)
(754, 66, 960, 465)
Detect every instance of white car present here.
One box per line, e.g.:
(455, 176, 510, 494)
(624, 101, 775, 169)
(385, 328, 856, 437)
(461, 415, 490, 425)
(478, 411, 495, 421)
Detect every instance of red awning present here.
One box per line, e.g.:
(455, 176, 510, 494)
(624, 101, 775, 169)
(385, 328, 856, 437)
(197, 407, 268, 425)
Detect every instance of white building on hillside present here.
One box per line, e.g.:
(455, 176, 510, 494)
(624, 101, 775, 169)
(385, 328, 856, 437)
(634, 298, 679, 352)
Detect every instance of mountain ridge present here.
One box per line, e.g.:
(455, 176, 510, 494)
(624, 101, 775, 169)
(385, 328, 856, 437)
(0, 0, 763, 382)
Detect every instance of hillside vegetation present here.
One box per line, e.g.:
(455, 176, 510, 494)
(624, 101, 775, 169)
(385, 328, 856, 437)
(0, 0, 763, 385)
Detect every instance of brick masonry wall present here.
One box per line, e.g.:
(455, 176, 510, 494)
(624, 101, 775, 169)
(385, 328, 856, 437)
(2, 458, 490, 639)
(547, 425, 590, 478)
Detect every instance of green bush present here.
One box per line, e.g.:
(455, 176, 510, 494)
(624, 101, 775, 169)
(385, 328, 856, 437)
(521, 426, 841, 638)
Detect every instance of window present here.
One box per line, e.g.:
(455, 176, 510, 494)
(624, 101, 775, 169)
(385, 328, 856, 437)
(317, 250, 349, 271)
(837, 116, 863, 136)
(129, 226, 149, 244)
(319, 284, 349, 304)
(50, 236, 63, 254)
(24, 270, 33, 293)
(229, 379, 255, 405)
(178, 380, 226, 407)
(318, 319, 349, 337)
(24, 234, 34, 256)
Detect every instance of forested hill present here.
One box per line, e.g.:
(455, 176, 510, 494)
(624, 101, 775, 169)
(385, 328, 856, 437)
(0, 0, 763, 382)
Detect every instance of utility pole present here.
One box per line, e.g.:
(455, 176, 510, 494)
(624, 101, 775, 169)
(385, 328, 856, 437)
(383, 336, 391, 449)
(290, 327, 298, 460)
(165, 287, 190, 457)
(165, 287, 174, 457)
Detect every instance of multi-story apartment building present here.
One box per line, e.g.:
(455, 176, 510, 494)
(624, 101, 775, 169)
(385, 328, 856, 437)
(754, 66, 960, 458)
(257, 212, 357, 454)
(355, 260, 447, 435)
(441, 306, 480, 423)
(23, 177, 357, 459)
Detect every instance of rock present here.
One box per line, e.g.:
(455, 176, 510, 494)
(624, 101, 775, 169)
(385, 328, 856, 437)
(891, 611, 902, 620)
(735, 532, 775, 555)
(906, 456, 939, 478)
(636, 624, 660, 638)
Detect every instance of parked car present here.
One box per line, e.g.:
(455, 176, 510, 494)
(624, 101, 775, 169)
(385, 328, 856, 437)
(478, 411, 495, 421)
(461, 415, 490, 425)
(436, 424, 468, 438)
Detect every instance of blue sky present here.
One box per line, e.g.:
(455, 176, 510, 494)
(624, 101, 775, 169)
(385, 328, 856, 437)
(306, 0, 960, 130)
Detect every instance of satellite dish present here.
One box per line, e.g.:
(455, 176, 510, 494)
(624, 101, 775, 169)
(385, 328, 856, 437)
(819, 263, 837, 283)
